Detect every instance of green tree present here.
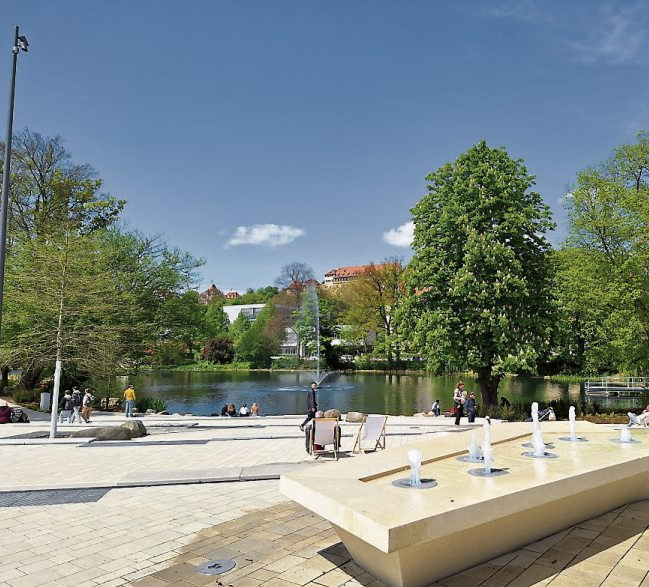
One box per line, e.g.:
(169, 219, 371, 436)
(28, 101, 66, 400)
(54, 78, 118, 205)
(236, 304, 282, 367)
(0, 129, 124, 240)
(559, 131, 649, 374)
(202, 336, 235, 364)
(339, 259, 406, 366)
(205, 300, 229, 336)
(228, 313, 251, 347)
(405, 141, 555, 405)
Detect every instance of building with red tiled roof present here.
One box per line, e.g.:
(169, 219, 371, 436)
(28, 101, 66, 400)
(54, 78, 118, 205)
(225, 291, 240, 300)
(323, 264, 391, 287)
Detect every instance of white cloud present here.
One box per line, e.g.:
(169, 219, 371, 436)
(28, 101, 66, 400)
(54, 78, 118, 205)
(225, 224, 305, 248)
(568, 4, 648, 64)
(383, 221, 414, 248)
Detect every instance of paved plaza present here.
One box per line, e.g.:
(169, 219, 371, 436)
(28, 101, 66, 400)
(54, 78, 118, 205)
(0, 410, 648, 587)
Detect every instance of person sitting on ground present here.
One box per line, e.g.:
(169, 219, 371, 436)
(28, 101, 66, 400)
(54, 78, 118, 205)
(430, 399, 441, 417)
(631, 404, 649, 426)
(220, 404, 228, 416)
(239, 403, 250, 416)
(227, 403, 237, 417)
(0, 402, 14, 424)
(251, 402, 260, 416)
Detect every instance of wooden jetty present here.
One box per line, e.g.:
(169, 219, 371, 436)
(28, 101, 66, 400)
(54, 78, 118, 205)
(585, 376, 649, 397)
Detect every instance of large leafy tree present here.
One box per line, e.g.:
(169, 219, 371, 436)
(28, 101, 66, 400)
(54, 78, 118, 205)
(339, 259, 406, 366)
(558, 131, 649, 374)
(405, 141, 555, 405)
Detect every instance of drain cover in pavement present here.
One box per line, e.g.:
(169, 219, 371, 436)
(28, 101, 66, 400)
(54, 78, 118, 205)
(0, 488, 111, 508)
(196, 559, 236, 575)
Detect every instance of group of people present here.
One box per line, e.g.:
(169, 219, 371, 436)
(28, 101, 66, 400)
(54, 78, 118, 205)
(452, 381, 477, 425)
(59, 387, 94, 424)
(219, 402, 260, 417)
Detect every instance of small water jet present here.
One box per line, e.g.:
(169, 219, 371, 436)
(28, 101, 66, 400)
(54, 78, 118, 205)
(559, 406, 588, 442)
(522, 403, 557, 459)
(392, 448, 437, 488)
(468, 419, 508, 477)
(611, 426, 641, 444)
(457, 429, 483, 463)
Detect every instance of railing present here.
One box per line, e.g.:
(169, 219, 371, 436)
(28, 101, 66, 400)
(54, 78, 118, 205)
(585, 376, 649, 396)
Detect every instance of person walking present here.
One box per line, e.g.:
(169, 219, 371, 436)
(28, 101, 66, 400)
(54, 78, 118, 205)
(299, 382, 318, 432)
(71, 388, 83, 424)
(465, 392, 477, 423)
(59, 390, 73, 424)
(453, 381, 466, 426)
(82, 389, 94, 423)
(124, 384, 136, 418)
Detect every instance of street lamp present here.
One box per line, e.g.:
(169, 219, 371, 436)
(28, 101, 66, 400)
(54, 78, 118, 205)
(0, 26, 29, 361)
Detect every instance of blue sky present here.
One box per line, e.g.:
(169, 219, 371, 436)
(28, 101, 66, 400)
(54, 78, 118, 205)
(2, 1, 649, 291)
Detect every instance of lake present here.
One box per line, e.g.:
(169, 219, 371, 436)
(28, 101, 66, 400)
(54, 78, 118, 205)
(118, 371, 647, 416)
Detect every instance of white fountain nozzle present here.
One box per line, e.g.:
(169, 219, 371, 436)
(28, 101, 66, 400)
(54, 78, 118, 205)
(407, 448, 422, 487)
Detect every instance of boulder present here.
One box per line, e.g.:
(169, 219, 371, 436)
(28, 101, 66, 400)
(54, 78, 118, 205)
(145, 409, 156, 414)
(345, 411, 367, 423)
(70, 426, 132, 441)
(324, 409, 341, 421)
(121, 420, 147, 438)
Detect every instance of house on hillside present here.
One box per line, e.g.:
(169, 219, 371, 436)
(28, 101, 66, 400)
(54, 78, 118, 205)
(199, 284, 225, 304)
(323, 263, 392, 287)
(225, 291, 240, 300)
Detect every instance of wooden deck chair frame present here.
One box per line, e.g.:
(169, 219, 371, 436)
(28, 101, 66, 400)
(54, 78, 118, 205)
(352, 415, 387, 453)
(309, 418, 339, 460)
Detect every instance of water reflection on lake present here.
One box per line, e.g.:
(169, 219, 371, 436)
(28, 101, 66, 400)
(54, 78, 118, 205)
(114, 371, 634, 416)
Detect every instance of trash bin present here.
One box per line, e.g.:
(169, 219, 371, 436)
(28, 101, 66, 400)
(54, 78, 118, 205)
(40, 391, 51, 411)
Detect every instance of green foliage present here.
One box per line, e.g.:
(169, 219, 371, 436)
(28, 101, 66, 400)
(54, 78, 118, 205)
(205, 300, 229, 335)
(235, 303, 285, 368)
(10, 389, 39, 404)
(404, 141, 556, 404)
(228, 312, 251, 346)
(557, 131, 649, 375)
(135, 396, 168, 413)
(223, 286, 279, 306)
(271, 356, 301, 369)
(202, 336, 235, 364)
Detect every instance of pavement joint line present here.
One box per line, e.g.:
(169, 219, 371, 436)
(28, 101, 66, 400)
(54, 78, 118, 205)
(0, 460, 322, 493)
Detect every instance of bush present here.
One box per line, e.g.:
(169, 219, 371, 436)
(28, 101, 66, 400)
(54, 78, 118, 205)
(202, 336, 235, 364)
(271, 356, 301, 369)
(10, 389, 39, 404)
(135, 396, 168, 413)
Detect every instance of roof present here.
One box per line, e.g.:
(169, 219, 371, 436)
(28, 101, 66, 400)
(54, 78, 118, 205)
(324, 263, 391, 278)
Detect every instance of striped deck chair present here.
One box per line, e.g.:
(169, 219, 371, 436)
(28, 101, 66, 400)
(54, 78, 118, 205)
(352, 415, 387, 453)
(309, 418, 339, 460)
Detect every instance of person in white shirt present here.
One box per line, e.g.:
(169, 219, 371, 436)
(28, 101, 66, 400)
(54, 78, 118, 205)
(239, 403, 250, 417)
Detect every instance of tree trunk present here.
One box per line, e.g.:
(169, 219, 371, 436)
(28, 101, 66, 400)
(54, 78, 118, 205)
(477, 367, 501, 406)
(0, 365, 9, 389)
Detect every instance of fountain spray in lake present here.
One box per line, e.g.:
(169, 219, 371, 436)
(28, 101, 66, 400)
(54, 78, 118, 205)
(301, 285, 331, 385)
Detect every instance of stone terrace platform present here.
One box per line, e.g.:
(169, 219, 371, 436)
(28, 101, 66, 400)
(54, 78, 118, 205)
(0, 411, 648, 587)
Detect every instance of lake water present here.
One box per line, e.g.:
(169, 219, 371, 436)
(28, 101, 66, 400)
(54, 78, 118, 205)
(117, 371, 645, 416)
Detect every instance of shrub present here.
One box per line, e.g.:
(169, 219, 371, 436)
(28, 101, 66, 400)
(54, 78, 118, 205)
(271, 356, 301, 369)
(10, 389, 39, 404)
(135, 396, 168, 413)
(202, 336, 235, 364)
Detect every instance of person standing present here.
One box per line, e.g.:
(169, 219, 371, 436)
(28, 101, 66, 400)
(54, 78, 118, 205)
(453, 381, 466, 426)
(124, 384, 136, 418)
(465, 392, 477, 423)
(82, 389, 94, 423)
(299, 382, 318, 432)
(71, 388, 83, 424)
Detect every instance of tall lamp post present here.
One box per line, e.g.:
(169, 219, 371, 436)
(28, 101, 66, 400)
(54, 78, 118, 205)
(0, 27, 28, 374)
